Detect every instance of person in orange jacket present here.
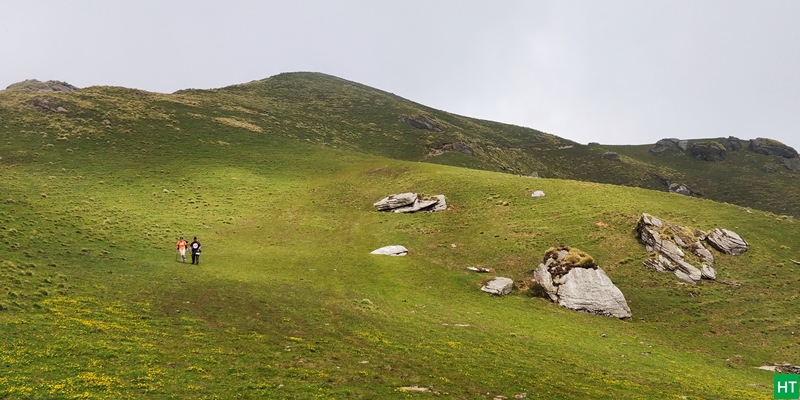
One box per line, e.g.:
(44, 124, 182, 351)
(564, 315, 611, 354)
(176, 237, 188, 263)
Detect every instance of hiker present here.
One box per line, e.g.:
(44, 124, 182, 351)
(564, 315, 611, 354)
(190, 237, 202, 265)
(176, 237, 188, 263)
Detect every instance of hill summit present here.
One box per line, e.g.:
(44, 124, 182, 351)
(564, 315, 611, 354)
(6, 79, 79, 93)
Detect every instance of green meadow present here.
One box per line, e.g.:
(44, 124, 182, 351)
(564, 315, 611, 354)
(1, 75, 799, 399)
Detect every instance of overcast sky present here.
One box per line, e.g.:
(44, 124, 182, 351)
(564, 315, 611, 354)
(3, 1, 799, 150)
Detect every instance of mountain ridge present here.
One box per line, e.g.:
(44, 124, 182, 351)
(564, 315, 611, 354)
(3, 72, 798, 217)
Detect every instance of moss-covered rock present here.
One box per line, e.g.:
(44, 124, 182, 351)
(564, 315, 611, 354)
(749, 137, 798, 159)
(689, 141, 727, 162)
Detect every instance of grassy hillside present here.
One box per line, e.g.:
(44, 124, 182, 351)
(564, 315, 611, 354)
(4, 72, 798, 216)
(194, 73, 800, 216)
(1, 76, 799, 398)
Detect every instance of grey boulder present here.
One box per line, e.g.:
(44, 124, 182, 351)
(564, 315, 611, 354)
(706, 228, 749, 255)
(749, 138, 798, 159)
(533, 247, 631, 319)
(374, 193, 447, 213)
(374, 193, 417, 211)
(481, 277, 514, 296)
(601, 151, 621, 161)
(784, 157, 800, 171)
(554, 268, 632, 318)
(650, 138, 683, 154)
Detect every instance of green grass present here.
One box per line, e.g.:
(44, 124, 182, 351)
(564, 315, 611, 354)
(1, 76, 798, 398)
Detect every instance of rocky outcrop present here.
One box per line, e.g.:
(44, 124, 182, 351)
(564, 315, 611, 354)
(370, 245, 408, 256)
(706, 228, 749, 255)
(722, 136, 743, 151)
(373, 193, 447, 213)
(32, 98, 68, 113)
(637, 214, 715, 283)
(650, 138, 684, 154)
(784, 157, 800, 171)
(668, 183, 702, 197)
(601, 151, 620, 161)
(6, 79, 78, 93)
(399, 115, 443, 132)
(637, 214, 748, 284)
(749, 138, 798, 159)
(480, 277, 514, 296)
(759, 363, 800, 374)
(689, 142, 726, 162)
(430, 142, 474, 156)
(532, 246, 631, 318)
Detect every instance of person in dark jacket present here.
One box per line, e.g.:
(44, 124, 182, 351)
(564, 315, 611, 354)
(190, 237, 201, 265)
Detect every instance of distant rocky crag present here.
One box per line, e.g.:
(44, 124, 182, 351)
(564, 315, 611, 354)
(6, 79, 79, 93)
(649, 136, 799, 171)
(5, 79, 80, 114)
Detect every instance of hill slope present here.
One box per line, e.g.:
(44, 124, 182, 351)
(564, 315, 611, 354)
(0, 74, 798, 398)
(4, 72, 799, 216)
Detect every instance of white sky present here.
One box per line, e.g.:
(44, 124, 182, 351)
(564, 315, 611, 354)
(2, 1, 799, 150)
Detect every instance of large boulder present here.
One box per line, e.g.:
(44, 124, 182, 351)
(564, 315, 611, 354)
(399, 115, 443, 132)
(689, 142, 727, 162)
(450, 142, 474, 156)
(722, 136, 743, 151)
(650, 138, 683, 155)
(749, 138, 798, 159)
(784, 157, 800, 171)
(706, 228, 749, 255)
(532, 246, 631, 318)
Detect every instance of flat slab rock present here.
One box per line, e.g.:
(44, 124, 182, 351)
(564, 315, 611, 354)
(392, 199, 438, 213)
(373, 193, 447, 213)
(370, 245, 408, 256)
(481, 277, 514, 296)
(373, 193, 417, 211)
